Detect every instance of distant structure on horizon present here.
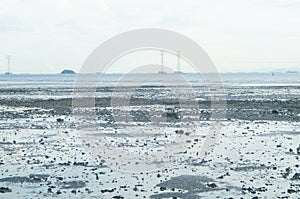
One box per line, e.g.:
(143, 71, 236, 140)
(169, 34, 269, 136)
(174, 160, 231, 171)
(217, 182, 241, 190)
(158, 50, 183, 74)
(158, 50, 166, 74)
(175, 51, 182, 74)
(4, 55, 12, 75)
(61, 69, 76, 74)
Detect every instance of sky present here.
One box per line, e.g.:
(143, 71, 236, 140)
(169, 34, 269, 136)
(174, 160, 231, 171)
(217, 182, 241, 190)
(0, 0, 300, 73)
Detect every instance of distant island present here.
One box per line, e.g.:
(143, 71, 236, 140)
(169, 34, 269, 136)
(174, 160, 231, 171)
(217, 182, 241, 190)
(61, 69, 76, 74)
(287, 70, 298, 74)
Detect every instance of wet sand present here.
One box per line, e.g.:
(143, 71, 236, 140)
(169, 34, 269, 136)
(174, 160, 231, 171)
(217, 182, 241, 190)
(0, 84, 300, 198)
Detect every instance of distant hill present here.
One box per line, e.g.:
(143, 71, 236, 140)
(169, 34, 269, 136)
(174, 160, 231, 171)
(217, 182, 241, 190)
(61, 69, 76, 74)
(270, 67, 299, 73)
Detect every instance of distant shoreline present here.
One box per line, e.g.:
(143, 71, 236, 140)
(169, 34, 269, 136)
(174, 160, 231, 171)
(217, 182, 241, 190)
(0, 71, 299, 75)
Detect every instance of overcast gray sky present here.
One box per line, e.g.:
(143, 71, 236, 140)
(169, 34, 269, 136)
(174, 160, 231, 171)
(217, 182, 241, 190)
(1, 0, 300, 73)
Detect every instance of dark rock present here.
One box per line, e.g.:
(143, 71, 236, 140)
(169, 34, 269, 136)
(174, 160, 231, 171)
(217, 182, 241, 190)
(0, 187, 12, 193)
(175, 130, 184, 135)
(101, 189, 114, 193)
(207, 183, 217, 188)
(85, 188, 92, 194)
(282, 167, 292, 178)
(217, 172, 230, 179)
(242, 186, 257, 194)
(56, 118, 64, 122)
(287, 189, 296, 194)
(272, 110, 279, 114)
(291, 173, 300, 180)
(112, 196, 124, 199)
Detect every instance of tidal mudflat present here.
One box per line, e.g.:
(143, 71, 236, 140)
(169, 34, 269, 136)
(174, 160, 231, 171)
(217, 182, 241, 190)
(0, 73, 300, 198)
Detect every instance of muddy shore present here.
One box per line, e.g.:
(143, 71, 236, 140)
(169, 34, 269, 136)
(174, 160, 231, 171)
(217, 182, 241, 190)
(1, 97, 300, 121)
(1, 83, 300, 198)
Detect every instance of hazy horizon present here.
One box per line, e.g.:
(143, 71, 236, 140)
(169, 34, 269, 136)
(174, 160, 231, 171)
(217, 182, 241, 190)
(1, 70, 300, 75)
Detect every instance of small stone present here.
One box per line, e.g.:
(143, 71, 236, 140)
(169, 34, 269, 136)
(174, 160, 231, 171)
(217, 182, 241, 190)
(283, 167, 292, 178)
(291, 173, 300, 180)
(56, 118, 64, 122)
(175, 130, 184, 135)
(101, 189, 114, 193)
(112, 196, 124, 199)
(0, 187, 12, 193)
(272, 110, 279, 114)
(85, 188, 93, 194)
(287, 189, 296, 194)
(133, 187, 138, 191)
(207, 183, 217, 188)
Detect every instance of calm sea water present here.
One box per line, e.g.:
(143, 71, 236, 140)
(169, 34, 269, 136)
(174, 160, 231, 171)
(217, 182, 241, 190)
(0, 73, 300, 101)
(0, 73, 300, 88)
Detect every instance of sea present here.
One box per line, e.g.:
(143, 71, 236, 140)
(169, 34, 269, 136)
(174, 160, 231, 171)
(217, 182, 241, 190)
(0, 72, 300, 101)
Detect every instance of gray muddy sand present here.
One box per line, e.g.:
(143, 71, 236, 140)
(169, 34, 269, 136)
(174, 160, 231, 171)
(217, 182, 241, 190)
(1, 75, 300, 198)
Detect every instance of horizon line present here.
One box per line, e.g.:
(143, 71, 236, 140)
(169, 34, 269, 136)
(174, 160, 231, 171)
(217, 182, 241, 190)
(1, 71, 299, 75)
